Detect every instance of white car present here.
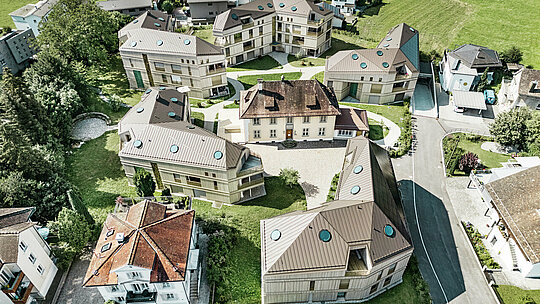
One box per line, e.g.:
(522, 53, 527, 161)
(454, 106, 465, 113)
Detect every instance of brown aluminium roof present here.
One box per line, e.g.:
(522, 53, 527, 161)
(335, 108, 369, 132)
(485, 165, 540, 264)
(240, 79, 341, 119)
(83, 201, 195, 287)
(518, 68, 540, 98)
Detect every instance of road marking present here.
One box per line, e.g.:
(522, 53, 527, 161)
(412, 134, 449, 303)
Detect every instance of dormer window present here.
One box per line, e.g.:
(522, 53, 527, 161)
(130, 272, 141, 279)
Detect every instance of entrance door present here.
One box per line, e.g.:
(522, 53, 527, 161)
(133, 70, 144, 88)
(349, 83, 358, 97)
(286, 129, 293, 139)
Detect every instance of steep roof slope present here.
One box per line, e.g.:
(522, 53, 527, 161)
(448, 44, 502, 69)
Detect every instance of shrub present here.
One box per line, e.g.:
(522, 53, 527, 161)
(459, 152, 479, 174)
(500, 46, 523, 64)
(133, 169, 156, 197)
(161, 188, 171, 197)
(49, 208, 92, 253)
(279, 168, 300, 188)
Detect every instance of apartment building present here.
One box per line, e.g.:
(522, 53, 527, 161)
(187, 0, 228, 21)
(0, 207, 58, 304)
(325, 23, 420, 104)
(98, 0, 154, 16)
(9, 0, 57, 36)
(0, 28, 37, 75)
(213, 0, 333, 66)
(118, 86, 266, 203)
(261, 136, 413, 303)
(119, 11, 229, 99)
(83, 201, 200, 304)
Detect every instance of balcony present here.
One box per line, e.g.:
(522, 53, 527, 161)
(238, 173, 264, 190)
(392, 86, 408, 93)
(2, 271, 23, 294)
(237, 155, 263, 177)
(207, 67, 226, 76)
(126, 290, 157, 303)
(307, 19, 324, 26)
(395, 74, 411, 81)
(243, 44, 254, 51)
(242, 21, 254, 29)
(345, 250, 369, 277)
(292, 38, 304, 45)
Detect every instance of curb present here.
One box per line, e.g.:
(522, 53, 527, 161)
(50, 259, 74, 304)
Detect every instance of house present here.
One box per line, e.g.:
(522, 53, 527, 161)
(0, 28, 37, 75)
(317, 2, 345, 28)
(187, 0, 228, 22)
(498, 68, 540, 111)
(238, 79, 369, 143)
(0, 207, 58, 304)
(260, 136, 413, 303)
(331, 0, 355, 15)
(325, 23, 420, 104)
(118, 86, 266, 203)
(83, 201, 200, 303)
(9, 0, 57, 36)
(439, 44, 502, 92)
(213, 0, 333, 66)
(118, 11, 229, 99)
(97, 0, 154, 16)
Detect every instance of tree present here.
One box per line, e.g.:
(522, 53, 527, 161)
(476, 67, 490, 92)
(500, 46, 523, 64)
(68, 190, 95, 226)
(459, 152, 479, 174)
(489, 107, 531, 148)
(161, 0, 173, 13)
(279, 168, 300, 188)
(49, 208, 92, 253)
(133, 169, 156, 197)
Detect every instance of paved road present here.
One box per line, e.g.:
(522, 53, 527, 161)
(393, 117, 497, 304)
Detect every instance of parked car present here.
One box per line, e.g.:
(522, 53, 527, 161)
(454, 106, 465, 113)
(484, 90, 496, 104)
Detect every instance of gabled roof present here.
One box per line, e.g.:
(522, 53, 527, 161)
(261, 137, 412, 275)
(448, 44, 502, 69)
(485, 165, 540, 264)
(0, 207, 34, 229)
(335, 108, 369, 132)
(98, 0, 152, 11)
(0, 207, 36, 267)
(119, 10, 171, 34)
(239, 79, 341, 119)
(326, 48, 417, 74)
(376, 23, 417, 49)
(83, 201, 195, 287)
(10, 0, 58, 18)
(517, 68, 540, 98)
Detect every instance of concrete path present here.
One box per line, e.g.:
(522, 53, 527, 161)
(56, 251, 102, 304)
(267, 51, 289, 66)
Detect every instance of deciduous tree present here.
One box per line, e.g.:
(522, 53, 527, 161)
(279, 168, 300, 188)
(49, 208, 91, 253)
(489, 107, 531, 148)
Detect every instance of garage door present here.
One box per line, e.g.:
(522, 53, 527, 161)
(368, 95, 380, 104)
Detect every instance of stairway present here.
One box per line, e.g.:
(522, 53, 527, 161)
(509, 241, 520, 271)
(190, 269, 199, 302)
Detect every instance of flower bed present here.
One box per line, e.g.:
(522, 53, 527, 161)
(462, 222, 501, 269)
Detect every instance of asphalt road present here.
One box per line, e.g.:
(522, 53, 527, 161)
(392, 117, 497, 304)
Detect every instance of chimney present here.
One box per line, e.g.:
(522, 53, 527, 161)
(257, 78, 263, 91)
(281, 75, 284, 82)
(531, 81, 539, 93)
(115, 233, 125, 244)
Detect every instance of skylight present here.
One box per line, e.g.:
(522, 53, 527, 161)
(352, 54, 359, 60)
(214, 150, 223, 160)
(319, 229, 331, 242)
(350, 185, 360, 194)
(134, 140, 143, 148)
(360, 62, 367, 69)
(130, 41, 137, 47)
(231, 13, 238, 20)
(170, 97, 178, 102)
(382, 62, 389, 68)
(384, 224, 395, 237)
(159, 86, 166, 90)
(157, 40, 163, 46)
(136, 107, 144, 113)
(291, 6, 297, 11)
(386, 37, 392, 41)
(145, 88, 152, 94)
(184, 39, 191, 45)
(353, 165, 363, 174)
(170, 144, 179, 153)
(377, 50, 383, 56)
(270, 229, 281, 241)
(106, 229, 115, 237)
(168, 111, 176, 118)
(158, 17, 165, 21)
(154, 22, 161, 27)
(101, 243, 112, 253)
(279, 2, 285, 7)
(383, 43, 390, 47)
(133, 20, 139, 24)
(267, 2, 273, 8)
(258, 5, 264, 10)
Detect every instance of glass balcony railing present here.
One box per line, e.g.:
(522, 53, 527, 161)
(126, 290, 157, 303)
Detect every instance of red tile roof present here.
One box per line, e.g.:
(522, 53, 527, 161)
(83, 201, 194, 287)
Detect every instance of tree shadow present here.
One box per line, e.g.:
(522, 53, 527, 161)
(359, 3, 387, 17)
(369, 124, 384, 140)
(300, 181, 319, 198)
(399, 179, 466, 303)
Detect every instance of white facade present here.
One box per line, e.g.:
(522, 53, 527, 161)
(9, 0, 56, 36)
(439, 54, 477, 92)
(244, 116, 337, 143)
(497, 68, 540, 111)
(331, 0, 355, 15)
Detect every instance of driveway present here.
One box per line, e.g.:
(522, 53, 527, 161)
(56, 251, 102, 304)
(246, 141, 346, 209)
(437, 87, 495, 129)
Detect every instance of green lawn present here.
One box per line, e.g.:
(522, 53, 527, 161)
(457, 136, 512, 170)
(226, 55, 282, 72)
(224, 102, 239, 109)
(191, 111, 204, 128)
(0, 0, 35, 27)
(287, 54, 326, 67)
(494, 285, 540, 304)
(341, 102, 407, 127)
(189, 81, 236, 108)
(368, 118, 389, 141)
(238, 72, 302, 90)
(191, 25, 214, 43)
(311, 71, 325, 83)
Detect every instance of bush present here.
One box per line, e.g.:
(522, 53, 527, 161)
(327, 173, 340, 202)
(279, 168, 300, 188)
(49, 208, 92, 253)
(459, 152, 479, 174)
(161, 188, 171, 197)
(133, 169, 156, 197)
(500, 46, 523, 64)
(462, 222, 501, 269)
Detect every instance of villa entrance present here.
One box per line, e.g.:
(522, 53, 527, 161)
(286, 129, 293, 139)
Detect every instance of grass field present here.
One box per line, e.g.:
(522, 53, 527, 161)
(191, 25, 214, 43)
(238, 71, 302, 90)
(311, 71, 325, 82)
(288, 54, 325, 67)
(341, 102, 406, 127)
(226, 55, 282, 72)
(494, 285, 540, 304)
(0, 0, 35, 27)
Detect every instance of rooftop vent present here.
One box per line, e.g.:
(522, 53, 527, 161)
(170, 144, 179, 153)
(115, 233, 125, 244)
(101, 242, 112, 253)
(350, 185, 360, 195)
(382, 62, 389, 68)
(214, 150, 223, 160)
(360, 62, 367, 69)
(384, 224, 395, 237)
(270, 229, 281, 241)
(353, 165, 363, 174)
(130, 41, 137, 47)
(133, 140, 143, 149)
(377, 50, 383, 56)
(352, 53, 359, 60)
(319, 229, 331, 242)
(157, 40, 163, 46)
(136, 107, 144, 113)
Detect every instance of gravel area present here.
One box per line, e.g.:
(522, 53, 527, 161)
(55, 251, 102, 304)
(72, 118, 116, 141)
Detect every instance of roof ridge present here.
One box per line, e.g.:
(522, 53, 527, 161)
(140, 209, 194, 230)
(139, 230, 185, 279)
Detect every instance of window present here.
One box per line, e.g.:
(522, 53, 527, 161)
(369, 77, 373, 82)
(172, 64, 182, 73)
(166, 293, 175, 299)
(302, 128, 309, 137)
(376, 271, 382, 281)
(116, 297, 125, 302)
(154, 62, 165, 71)
(319, 116, 327, 123)
(37, 265, 44, 275)
(383, 276, 392, 287)
(173, 173, 182, 183)
(259, 26, 263, 35)
(318, 127, 325, 136)
(339, 279, 349, 290)
(129, 59, 134, 67)
(19, 241, 27, 252)
(171, 75, 181, 84)
(214, 181, 218, 190)
(161, 74, 168, 83)
(131, 272, 141, 278)
(187, 176, 201, 187)
(132, 283, 148, 292)
(29, 253, 36, 264)
(387, 263, 397, 275)
(370, 283, 378, 294)
(162, 282, 171, 288)
(490, 236, 497, 245)
(270, 117, 277, 124)
(361, 76, 364, 81)
(254, 130, 261, 138)
(303, 116, 310, 123)
(327, 81, 333, 87)
(205, 172, 209, 176)
(309, 281, 315, 291)
(286, 117, 293, 124)
(209, 11, 213, 15)
(379, 78, 383, 82)
(338, 130, 353, 136)
(110, 285, 119, 292)
(253, 118, 260, 125)
(270, 129, 276, 138)
(337, 292, 346, 298)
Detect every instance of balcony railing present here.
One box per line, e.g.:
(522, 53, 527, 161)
(292, 39, 304, 45)
(186, 180, 202, 187)
(392, 86, 408, 93)
(307, 19, 324, 26)
(395, 74, 411, 81)
(238, 177, 264, 190)
(12, 282, 33, 304)
(2, 272, 23, 294)
(207, 67, 226, 75)
(242, 22, 254, 29)
(243, 44, 255, 51)
(126, 290, 157, 303)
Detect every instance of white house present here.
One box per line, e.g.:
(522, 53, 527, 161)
(83, 201, 201, 304)
(439, 44, 502, 93)
(9, 0, 58, 36)
(331, 0, 355, 15)
(498, 68, 540, 111)
(0, 207, 58, 304)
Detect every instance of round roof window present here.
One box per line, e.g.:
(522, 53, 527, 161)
(157, 40, 163, 46)
(258, 5, 264, 10)
(270, 229, 281, 241)
(382, 62, 389, 68)
(154, 22, 161, 27)
(145, 88, 152, 94)
(136, 107, 144, 113)
(384, 224, 395, 237)
(170, 144, 179, 153)
(353, 165, 363, 174)
(377, 50, 384, 56)
(231, 13, 238, 20)
(319, 229, 332, 242)
(130, 41, 137, 47)
(267, 2, 273, 8)
(134, 140, 143, 148)
(291, 6, 297, 11)
(158, 17, 165, 21)
(350, 185, 361, 195)
(279, 2, 285, 7)
(352, 54, 359, 60)
(168, 111, 176, 118)
(383, 43, 390, 48)
(386, 37, 392, 41)
(214, 150, 223, 160)
(360, 62, 367, 69)
(410, 27, 415, 32)
(159, 86, 166, 90)
(184, 39, 191, 45)
(170, 97, 178, 102)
